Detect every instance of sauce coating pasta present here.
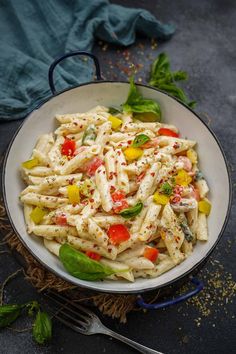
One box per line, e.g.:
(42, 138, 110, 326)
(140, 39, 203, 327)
(20, 105, 211, 282)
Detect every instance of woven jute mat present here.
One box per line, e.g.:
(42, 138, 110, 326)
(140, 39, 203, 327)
(0, 198, 163, 322)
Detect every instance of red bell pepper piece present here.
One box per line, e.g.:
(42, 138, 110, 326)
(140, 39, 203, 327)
(158, 128, 179, 138)
(111, 190, 128, 213)
(54, 213, 67, 226)
(86, 251, 101, 261)
(143, 247, 159, 262)
(61, 138, 76, 157)
(107, 224, 130, 245)
(85, 157, 104, 176)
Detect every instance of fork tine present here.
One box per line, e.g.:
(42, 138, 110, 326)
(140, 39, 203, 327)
(46, 304, 89, 334)
(55, 308, 89, 330)
(46, 290, 96, 318)
(45, 292, 90, 324)
(53, 313, 88, 334)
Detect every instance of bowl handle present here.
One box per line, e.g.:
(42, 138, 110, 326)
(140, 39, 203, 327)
(136, 277, 203, 310)
(48, 51, 102, 95)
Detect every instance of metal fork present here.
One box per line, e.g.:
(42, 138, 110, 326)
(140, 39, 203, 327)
(45, 291, 164, 354)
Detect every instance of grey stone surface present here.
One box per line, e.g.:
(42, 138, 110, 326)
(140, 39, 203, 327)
(0, 0, 236, 353)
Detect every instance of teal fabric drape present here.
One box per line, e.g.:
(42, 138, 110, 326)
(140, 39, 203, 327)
(0, 0, 175, 121)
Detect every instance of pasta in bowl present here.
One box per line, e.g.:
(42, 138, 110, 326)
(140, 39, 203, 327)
(19, 102, 211, 283)
(2, 52, 232, 294)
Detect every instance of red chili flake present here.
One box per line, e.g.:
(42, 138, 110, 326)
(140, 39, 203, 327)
(127, 140, 132, 144)
(137, 171, 146, 183)
(110, 185, 116, 193)
(89, 198, 94, 203)
(173, 142, 180, 149)
(117, 151, 121, 155)
(150, 172, 155, 177)
(69, 178, 74, 185)
(79, 125, 83, 129)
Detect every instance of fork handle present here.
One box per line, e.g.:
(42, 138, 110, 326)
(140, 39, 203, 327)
(99, 327, 164, 354)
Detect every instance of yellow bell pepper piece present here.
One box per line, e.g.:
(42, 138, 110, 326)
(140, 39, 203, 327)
(124, 147, 143, 161)
(175, 169, 192, 186)
(187, 149, 198, 164)
(198, 199, 211, 216)
(67, 185, 80, 204)
(22, 158, 39, 169)
(153, 192, 170, 205)
(30, 207, 47, 224)
(108, 115, 123, 130)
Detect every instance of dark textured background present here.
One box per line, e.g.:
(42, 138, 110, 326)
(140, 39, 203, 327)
(0, 1, 236, 353)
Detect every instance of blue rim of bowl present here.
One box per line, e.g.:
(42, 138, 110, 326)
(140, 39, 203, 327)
(2, 80, 233, 294)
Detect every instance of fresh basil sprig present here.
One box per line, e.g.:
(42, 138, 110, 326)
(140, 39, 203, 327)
(132, 134, 150, 148)
(59, 244, 118, 281)
(149, 53, 196, 108)
(119, 202, 143, 219)
(0, 300, 52, 345)
(33, 310, 52, 345)
(82, 124, 97, 145)
(0, 304, 23, 328)
(122, 77, 161, 121)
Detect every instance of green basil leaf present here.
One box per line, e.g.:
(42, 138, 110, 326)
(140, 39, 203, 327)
(108, 107, 122, 115)
(160, 182, 173, 196)
(149, 53, 196, 109)
(82, 124, 97, 145)
(59, 244, 117, 281)
(188, 100, 197, 109)
(132, 134, 150, 148)
(119, 202, 143, 219)
(0, 304, 23, 328)
(172, 71, 188, 82)
(122, 77, 161, 121)
(33, 310, 52, 344)
(150, 53, 170, 82)
(26, 301, 40, 317)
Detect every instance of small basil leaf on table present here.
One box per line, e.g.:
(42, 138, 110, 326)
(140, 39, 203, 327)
(119, 202, 143, 219)
(33, 310, 52, 344)
(132, 134, 150, 147)
(122, 77, 161, 122)
(59, 244, 116, 281)
(26, 300, 40, 316)
(0, 304, 23, 328)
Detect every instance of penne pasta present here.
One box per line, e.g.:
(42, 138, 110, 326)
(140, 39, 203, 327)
(20, 104, 211, 282)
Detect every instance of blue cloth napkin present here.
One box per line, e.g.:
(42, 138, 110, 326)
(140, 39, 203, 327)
(0, 0, 175, 121)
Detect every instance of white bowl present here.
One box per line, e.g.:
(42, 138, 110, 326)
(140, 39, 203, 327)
(2, 81, 232, 293)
